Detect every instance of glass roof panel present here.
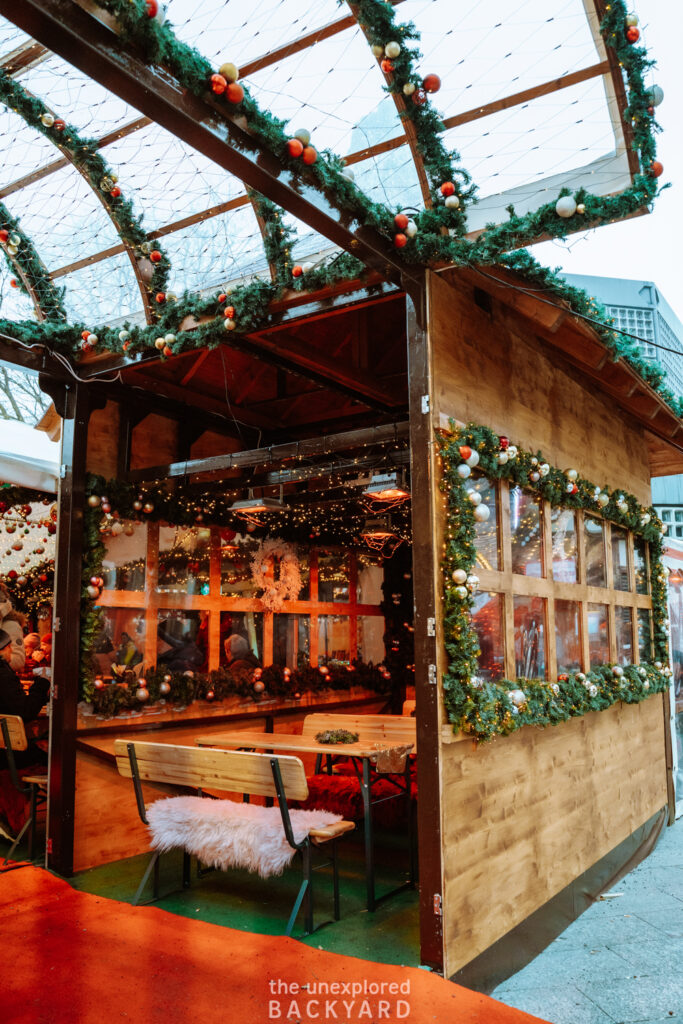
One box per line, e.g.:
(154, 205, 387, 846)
(398, 0, 600, 117)
(350, 146, 423, 212)
(0, 107, 59, 192)
(246, 26, 398, 155)
(60, 251, 141, 325)
(0, 263, 38, 321)
(8, 163, 126, 272)
(103, 121, 247, 233)
(451, 77, 615, 201)
(20, 52, 137, 137)
(0, 17, 31, 58)
(166, 0, 344, 70)
(161, 205, 269, 296)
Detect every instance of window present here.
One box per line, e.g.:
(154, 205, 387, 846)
(611, 526, 630, 592)
(588, 604, 610, 667)
(551, 509, 577, 583)
(101, 520, 146, 591)
(615, 606, 634, 665)
(510, 487, 544, 578)
(555, 600, 581, 672)
(471, 592, 505, 681)
(470, 477, 500, 571)
(513, 596, 546, 679)
(584, 516, 606, 588)
(661, 510, 672, 522)
(633, 538, 649, 595)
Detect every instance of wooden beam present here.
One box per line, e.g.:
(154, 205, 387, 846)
(125, 419, 410, 482)
(4, 0, 418, 289)
(0, 40, 48, 75)
(126, 372, 281, 432)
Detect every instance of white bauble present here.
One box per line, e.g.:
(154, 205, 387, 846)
(474, 504, 490, 523)
(507, 688, 526, 707)
(467, 489, 482, 506)
(405, 220, 418, 238)
(530, 472, 540, 482)
(466, 574, 479, 590)
(598, 492, 609, 507)
(384, 41, 401, 58)
(551, 683, 560, 696)
(451, 569, 468, 584)
(566, 468, 578, 481)
(445, 195, 460, 209)
(457, 464, 471, 479)
(638, 666, 647, 678)
(643, 680, 650, 690)
(466, 450, 480, 468)
(640, 512, 651, 525)
(506, 445, 518, 459)
(497, 452, 508, 465)
(402, 82, 416, 96)
(556, 195, 577, 218)
(454, 585, 469, 599)
(588, 684, 598, 697)
(539, 463, 550, 477)
(645, 84, 664, 107)
(341, 167, 355, 182)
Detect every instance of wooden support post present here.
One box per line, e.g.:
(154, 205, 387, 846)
(47, 383, 91, 876)
(406, 275, 444, 973)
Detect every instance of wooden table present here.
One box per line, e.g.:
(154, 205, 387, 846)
(196, 729, 416, 910)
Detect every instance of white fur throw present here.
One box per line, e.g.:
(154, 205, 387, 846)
(146, 796, 342, 879)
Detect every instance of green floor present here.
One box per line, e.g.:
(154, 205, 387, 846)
(2, 824, 421, 967)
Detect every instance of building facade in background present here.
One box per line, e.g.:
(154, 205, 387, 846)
(563, 274, 683, 532)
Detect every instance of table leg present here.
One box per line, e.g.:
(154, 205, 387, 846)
(361, 757, 375, 911)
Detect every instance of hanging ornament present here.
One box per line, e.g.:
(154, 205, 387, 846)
(394, 213, 409, 230)
(539, 462, 550, 477)
(459, 445, 472, 460)
(211, 73, 227, 94)
(466, 574, 479, 591)
(384, 41, 401, 58)
(341, 167, 355, 182)
(467, 489, 482, 506)
(507, 689, 527, 708)
(224, 319, 236, 331)
(497, 451, 508, 465)
(457, 464, 471, 479)
(302, 146, 318, 165)
(422, 74, 441, 94)
(445, 195, 460, 210)
(555, 195, 577, 218)
(159, 680, 171, 696)
(371, 44, 384, 58)
(380, 59, 395, 74)
(53, 119, 65, 131)
(150, 249, 162, 263)
(454, 586, 468, 600)
(40, 112, 55, 128)
(394, 233, 408, 248)
(110, 186, 121, 198)
(451, 569, 468, 584)
(287, 138, 304, 158)
(226, 82, 244, 103)
(0, 229, 7, 243)
(219, 62, 239, 83)
(136, 684, 150, 703)
(143, 502, 154, 514)
(411, 88, 427, 106)
(100, 175, 115, 193)
(145, 0, 165, 23)
(649, 161, 664, 178)
(625, 14, 639, 27)
(645, 85, 664, 108)
(566, 468, 578, 481)
(294, 129, 311, 146)
(474, 504, 490, 523)
(9, 279, 17, 288)
(154, 337, 166, 350)
(626, 26, 640, 43)
(405, 220, 417, 238)
(87, 585, 100, 599)
(155, 292, 166, 304)
(576, 203, 586, 215)
(402, 82, 417, 96)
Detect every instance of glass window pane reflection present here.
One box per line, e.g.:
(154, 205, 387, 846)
(615, 606, 633, 665)
(637, 608, 653, 662)
(555, 599, 581, 672)
(584, 517, 606, 588)
(513, 596, 546, 679)
(471, 592, 505, 681)
(634, 538, 649, 595)
(102, 520, 146, 592)
(318, 615, 350, 664)
(551, 509, 577, 583)
(510, 488, 544, 578)
(588, 603, 610, 666)
(273, 614, 310, 669)
(612, 526, 630, 591)
(469, 477, 500, 571)
(158, 526, 210, 594)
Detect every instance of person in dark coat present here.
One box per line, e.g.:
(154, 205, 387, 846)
(224, 634, 260, 673)
(0, 628, 49, 769)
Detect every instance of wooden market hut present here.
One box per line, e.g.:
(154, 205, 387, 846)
(0, 0, 680, 992)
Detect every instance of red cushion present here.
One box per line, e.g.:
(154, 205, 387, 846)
(297, 773, 417, 827)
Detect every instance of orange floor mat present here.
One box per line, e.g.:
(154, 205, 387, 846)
(1, 865, 552, 1024)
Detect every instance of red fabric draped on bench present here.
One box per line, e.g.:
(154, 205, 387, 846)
(296, 764, 418, 827)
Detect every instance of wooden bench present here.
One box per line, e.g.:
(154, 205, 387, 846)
(114, 739, 354, 936)
(0, 714, 48, 863)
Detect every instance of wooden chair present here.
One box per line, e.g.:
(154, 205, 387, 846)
(0, 715, 48, 863)
(114, 740, 354, 936)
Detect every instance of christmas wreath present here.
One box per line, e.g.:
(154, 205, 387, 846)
(251, 538, 302, 611)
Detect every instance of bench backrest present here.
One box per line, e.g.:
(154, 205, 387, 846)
(302, 713, 416, 748)
(113, 740, 310, 801)
(0, 714, 28, 752)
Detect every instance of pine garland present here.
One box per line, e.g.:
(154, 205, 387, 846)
(0, 67, 170, 317)
(0, 201, 66, 319)
(439, 422, 671, 742)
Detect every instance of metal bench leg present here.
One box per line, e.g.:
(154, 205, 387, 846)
(182, 851, 191, 889)
(331, 839, 340, 921)
(361, 758, 375, 911)
(27, 784, 38, 861)
(302, 843, 314, 935)
(134, 851, 161, 906)
(286, 875, 309, 937)
(3, 814, 31, 865)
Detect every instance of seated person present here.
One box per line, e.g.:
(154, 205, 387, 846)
(157, 622, 204, 674)
(115, 631, 142, 668)
(0, 628, 50, 768)
(224, 634, 260, 673)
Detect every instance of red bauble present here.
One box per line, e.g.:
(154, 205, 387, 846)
(647, 105, 655, 115)
(110, 186, 121, 198)
(626, 26, 640, 43)
(0, 230, 8, 243)
(292, 265, 303, 277)
(380, 59, 395, 74)
(302, 145, 318, 165)
(394, 233, 408, 248)
(81, 330, 91, 341)
(218, 293, 227, 303)
(411, 88, 427, 106)
(287, 138, 304, 158)
(499, 435, 509, 450)
(39, 574, 47, 583)
(9, 278, 17, 288)
(7, 570, 17, 579)
(150, 249, 162, 263)
(155, 292, 166, 303)
(422, 73, 441, 94)
(394, 213, 409, 230)
(226, 82, 244, 104)
(224, 305, 235, 319)
(440, 181, 455, 197)
(122, 340, 131, 351)
(650, 160, 664, 177)
(211, 73, 227, 94)
(145, 0, 158, 15)
(163, 346, 173, 357)
(53, 119, 65, 131)
(206, 690, 215, 701)
(459, 445, 472, 460)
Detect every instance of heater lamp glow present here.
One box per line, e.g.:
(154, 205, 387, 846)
(229, 496, 284, 513)
(362, 472, 409, 502)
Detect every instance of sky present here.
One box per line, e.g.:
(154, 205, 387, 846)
(530, 0, 683, 319)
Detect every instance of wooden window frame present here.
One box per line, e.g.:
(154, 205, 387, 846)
(474, 479, 652, 681)
(95, 525, 384, 671)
